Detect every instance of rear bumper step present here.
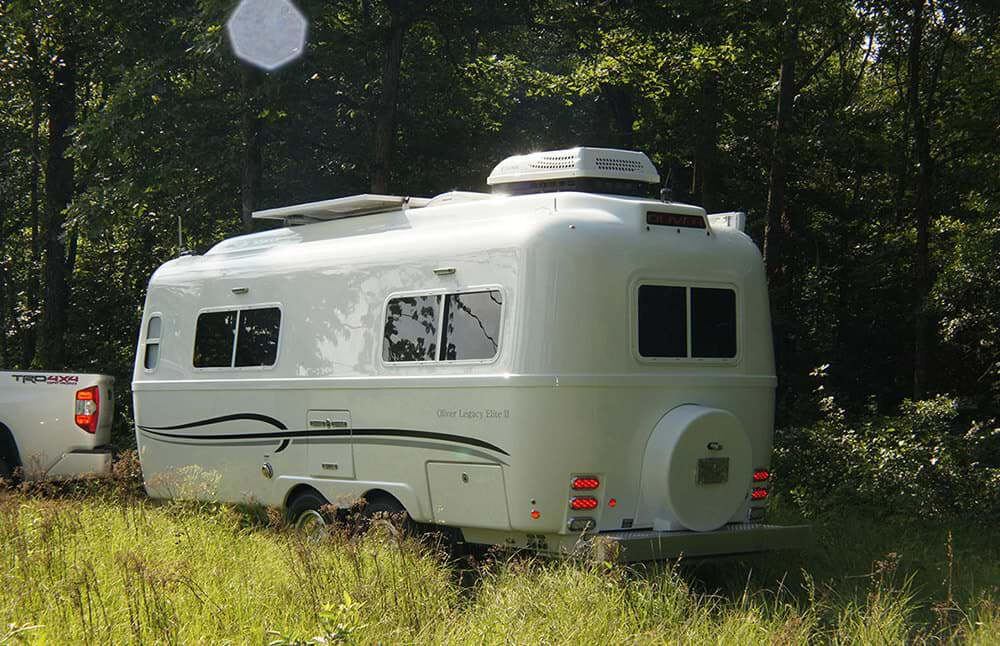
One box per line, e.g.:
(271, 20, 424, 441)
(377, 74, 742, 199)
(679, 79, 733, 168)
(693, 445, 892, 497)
(44, 447, 113, 479)
(590, 523, 812, 561)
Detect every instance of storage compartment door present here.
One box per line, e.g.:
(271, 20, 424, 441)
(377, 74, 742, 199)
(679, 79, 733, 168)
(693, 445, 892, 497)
(305, 410, 354, 479)
(427, 463, 510, 530)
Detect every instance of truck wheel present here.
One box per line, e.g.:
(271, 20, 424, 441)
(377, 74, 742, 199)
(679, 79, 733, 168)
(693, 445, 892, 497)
(287, 490, 334, 538)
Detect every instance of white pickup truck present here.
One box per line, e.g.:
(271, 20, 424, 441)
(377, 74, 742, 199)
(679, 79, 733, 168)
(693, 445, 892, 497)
(0, 371, 115, 481)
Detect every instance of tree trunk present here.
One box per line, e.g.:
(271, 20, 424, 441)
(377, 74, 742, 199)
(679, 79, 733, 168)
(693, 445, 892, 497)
(239, 64, 262, 232)
(22, 31, 42, 368)
(601, 84, 635, 149)
(693, 71, 721, 212)
(371, 0, 407, 194)
(0, 198, 6, 369)
(763, 3, 799, 285)
(39, 48, 76, 368)
(907, 0, 932, 399)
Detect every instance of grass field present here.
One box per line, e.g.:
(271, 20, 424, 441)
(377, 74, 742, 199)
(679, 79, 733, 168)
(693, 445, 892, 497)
(1, 477, 999, 644)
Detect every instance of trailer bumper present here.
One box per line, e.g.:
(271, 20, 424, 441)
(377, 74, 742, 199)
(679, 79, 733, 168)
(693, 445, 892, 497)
(44, 447, 113, 479)
(590, 523, 812, 562)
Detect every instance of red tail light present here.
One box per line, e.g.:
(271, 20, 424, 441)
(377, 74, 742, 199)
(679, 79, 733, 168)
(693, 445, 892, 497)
(569, 496, 599, 510)
(753, 470, 770, 482)
(571, 477, 600, 490)
(751, 487, 768, 501)
(75, 386, 100, 433)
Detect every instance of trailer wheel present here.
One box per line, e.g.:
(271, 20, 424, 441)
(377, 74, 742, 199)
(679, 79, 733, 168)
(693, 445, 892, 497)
(357, 493, 413, 536)
(287, 489, 334, 538)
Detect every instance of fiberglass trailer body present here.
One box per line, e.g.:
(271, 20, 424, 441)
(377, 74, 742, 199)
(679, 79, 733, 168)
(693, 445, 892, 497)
(133, 147, 808, 560)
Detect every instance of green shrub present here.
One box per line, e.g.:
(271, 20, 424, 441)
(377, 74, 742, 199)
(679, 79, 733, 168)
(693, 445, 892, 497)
(774, 393, 1000, 522)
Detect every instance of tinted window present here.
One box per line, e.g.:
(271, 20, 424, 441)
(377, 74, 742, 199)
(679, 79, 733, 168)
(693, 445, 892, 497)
(194, 310, 237, 367)
(144, 315, 161, 370)
(146, 316, 162, 339)
(691, 288, 737, 358)
(144, 343, 160, 370)
(638, 285, 687, 358)
(235, 307, 281, 367)
(441, 291, 502, 361)
(383, 295, 440, 362)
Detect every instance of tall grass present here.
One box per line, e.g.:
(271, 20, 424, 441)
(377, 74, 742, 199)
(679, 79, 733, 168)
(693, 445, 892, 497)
(0, 481, 998, 644)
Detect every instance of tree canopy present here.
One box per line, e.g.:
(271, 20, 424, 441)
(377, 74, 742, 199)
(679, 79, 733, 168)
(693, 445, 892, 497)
(0, 0, 997, 439)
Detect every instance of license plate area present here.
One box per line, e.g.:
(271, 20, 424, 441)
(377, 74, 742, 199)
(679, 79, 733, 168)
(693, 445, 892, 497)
(697, 457, 729, 485)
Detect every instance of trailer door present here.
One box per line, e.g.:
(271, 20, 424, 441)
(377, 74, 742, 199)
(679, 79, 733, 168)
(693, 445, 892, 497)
(305, 410, 355, 479)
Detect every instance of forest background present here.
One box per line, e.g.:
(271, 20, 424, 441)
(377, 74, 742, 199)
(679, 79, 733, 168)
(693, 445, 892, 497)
(1, 0, 998, 522)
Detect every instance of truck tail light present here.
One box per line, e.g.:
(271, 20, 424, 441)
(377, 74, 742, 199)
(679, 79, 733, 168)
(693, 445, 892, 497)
(569, 496, 599, 510)
(75, 386, 100, 433)
(571, 476, 600, 490)
(753, 469, 770, 482)
(751, 487, 768, 501)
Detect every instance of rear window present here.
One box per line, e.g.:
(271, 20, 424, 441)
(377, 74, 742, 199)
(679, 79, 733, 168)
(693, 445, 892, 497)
(690, 288, 737, 358)
(638, 285, 737, 359)
(637, 286, 686, 358)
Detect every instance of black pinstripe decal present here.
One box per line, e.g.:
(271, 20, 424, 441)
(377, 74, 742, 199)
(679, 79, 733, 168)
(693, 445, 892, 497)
(137, 416, 509, 456)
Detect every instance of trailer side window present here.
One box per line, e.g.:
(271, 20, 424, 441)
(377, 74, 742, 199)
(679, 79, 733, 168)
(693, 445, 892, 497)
(691, 288, 737, 358)
(383, 295, 441, 362)
(638, 285, 687, 358)
(235, 307, 281, 367)
(194, 310, 237, 368)
(440, 291, 503, 361)
(144, 316, 162, 370)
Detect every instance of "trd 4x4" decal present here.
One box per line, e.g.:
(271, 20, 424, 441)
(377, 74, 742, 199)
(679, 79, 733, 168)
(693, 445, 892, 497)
(10, 374, 79, 385)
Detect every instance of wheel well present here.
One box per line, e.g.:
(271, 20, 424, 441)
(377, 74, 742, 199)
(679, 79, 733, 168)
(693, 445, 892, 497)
(361, 488, 404, 511)
(283, 483, 325, 509)
(0, 425, 21, 469)
(283, 485, 407, 514)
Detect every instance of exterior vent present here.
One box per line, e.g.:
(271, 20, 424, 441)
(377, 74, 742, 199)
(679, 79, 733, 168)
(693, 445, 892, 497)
(595, 156, 643, 173)
(487, 147, 660, 197)
(528, 153, 576, 170)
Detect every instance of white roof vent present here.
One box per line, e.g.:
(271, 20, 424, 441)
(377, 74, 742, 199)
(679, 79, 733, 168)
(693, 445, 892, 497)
(487, 147, 660, 196)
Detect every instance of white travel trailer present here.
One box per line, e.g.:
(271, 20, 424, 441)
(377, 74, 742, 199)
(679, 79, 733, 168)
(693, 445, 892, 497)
(133, 147, 808, 560)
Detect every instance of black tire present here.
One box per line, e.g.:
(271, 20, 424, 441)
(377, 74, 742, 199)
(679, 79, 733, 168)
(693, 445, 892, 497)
(0, 427, 19, 485)
(357, 494, 412, 536)
(286, 489, 334, 537)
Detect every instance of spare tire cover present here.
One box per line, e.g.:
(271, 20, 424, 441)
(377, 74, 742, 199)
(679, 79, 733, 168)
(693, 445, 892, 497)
(644, 405, 752, 532)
